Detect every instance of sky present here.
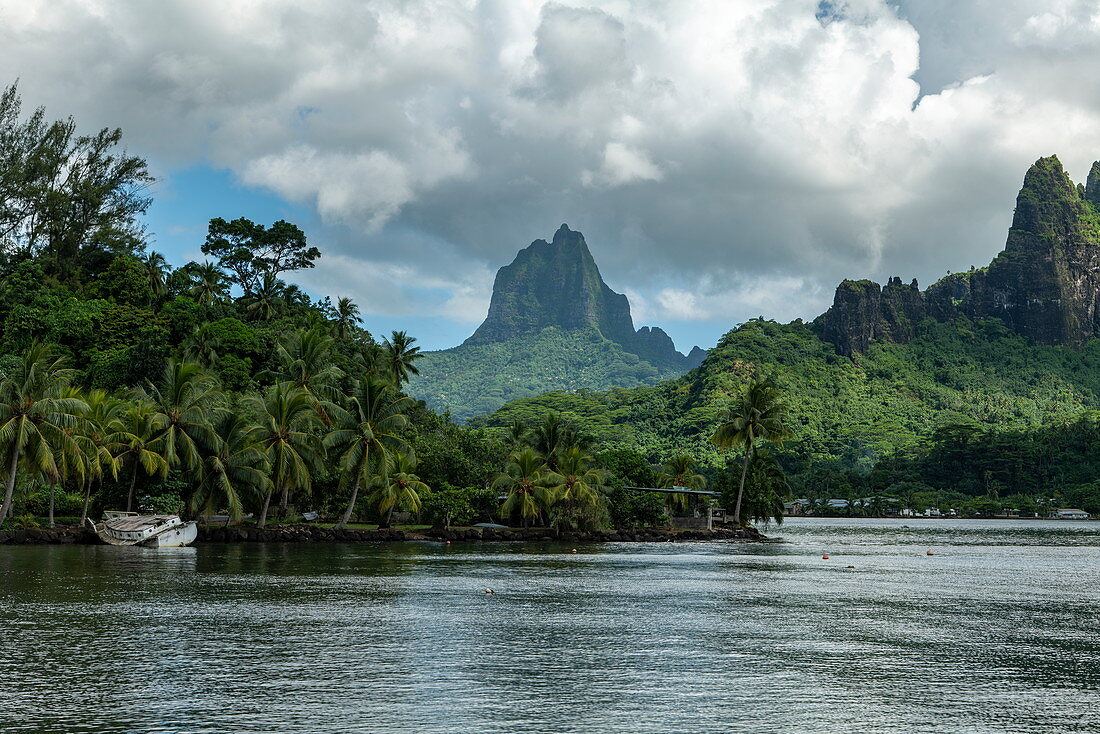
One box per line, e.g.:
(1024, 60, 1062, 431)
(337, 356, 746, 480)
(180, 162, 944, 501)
(2, 0, 1100, 352)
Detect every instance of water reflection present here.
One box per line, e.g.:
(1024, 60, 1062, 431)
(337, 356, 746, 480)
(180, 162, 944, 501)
(2, 520, 1099, 733)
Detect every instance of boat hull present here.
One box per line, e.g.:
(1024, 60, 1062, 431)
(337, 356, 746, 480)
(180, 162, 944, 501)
(139, 521, 198, 547)
(91, 513, 199, 548)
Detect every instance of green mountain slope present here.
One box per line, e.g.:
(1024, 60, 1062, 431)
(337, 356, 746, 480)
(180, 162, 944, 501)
(409, 326, 689, 419)
(473, 317, 1100, 472)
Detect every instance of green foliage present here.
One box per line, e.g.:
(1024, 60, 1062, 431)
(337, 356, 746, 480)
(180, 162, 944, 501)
(202, 217, 320, 294)
(91, 255, 152, 306)
(410, 326, 687, 420)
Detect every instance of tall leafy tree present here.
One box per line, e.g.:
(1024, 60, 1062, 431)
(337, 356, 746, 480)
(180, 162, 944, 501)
(0, 83, 152, 268)
(529, 413, 589, 471)
(382, 330, 423, 386)
(142, 250, 170, 299)
(493, 447, 552, 528)
(325, 376, 411, 529)
(76, 389, 130, 523)
(740, 449, 791, 526)
(0, 344, 87, 524)
(187, 261, 230, 305)
(544, 446, 606, 530)
(183, 323, 223, 366)
(711, 379, 791, 525)
(202, 217, 320, 295)
(246, 383, 323, 527)
(244, 272, 287, 322)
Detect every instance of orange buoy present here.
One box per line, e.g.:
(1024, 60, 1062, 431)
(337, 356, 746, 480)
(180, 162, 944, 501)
(822, 554, 830, 559)
(571, 548, 577, 553)
(926, 549, 935, 556)
(445, 540, 451, 545)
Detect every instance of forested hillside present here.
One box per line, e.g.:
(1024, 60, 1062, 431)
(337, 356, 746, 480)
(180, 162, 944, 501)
(410, 326, 689, 419)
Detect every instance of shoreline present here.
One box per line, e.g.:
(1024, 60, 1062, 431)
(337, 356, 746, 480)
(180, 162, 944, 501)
(0, 524, 767, 546)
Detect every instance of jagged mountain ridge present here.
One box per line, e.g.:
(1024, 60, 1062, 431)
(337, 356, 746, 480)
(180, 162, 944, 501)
(818, 156, 1100, 355)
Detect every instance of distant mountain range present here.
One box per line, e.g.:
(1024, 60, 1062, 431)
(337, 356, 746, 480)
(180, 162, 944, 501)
(474, 155, 1100, 481)
(408, 224, 705, 419)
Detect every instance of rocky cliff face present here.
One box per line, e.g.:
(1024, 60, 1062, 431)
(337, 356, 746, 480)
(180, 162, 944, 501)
(464, 224, 702, 367)
(819, 156, 1100, 355)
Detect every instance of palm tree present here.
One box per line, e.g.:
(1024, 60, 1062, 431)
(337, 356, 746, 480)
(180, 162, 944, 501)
(544, 446, 605, 530)
(506, 420, 529, 448)
(658, 454, 707, 514)
(189, 261, 229, 305)
(325, 376, 412, 529)
(493, 447, 552, 528)
(142, 360, 222, 476)
(48, 387, 94, 528)
(245, 272, 287, 322)
(742, 449, 791, 526)
(142, 250, 170, 299)
(711, 379, 791, 525)
(191, 412, 270, 524)
(263, 329, 344, 425)
(77, 389, 130, 524)
(382, 330, 422, 386)
(369, 450, 427, 528)
(183, 323, 222, 366)
(530, 413, 589, 470)
(246, 383, 323, 527)
(333, 297, 362, 340)
(116, 402, 169, 512)
(0, 344, 87, 525)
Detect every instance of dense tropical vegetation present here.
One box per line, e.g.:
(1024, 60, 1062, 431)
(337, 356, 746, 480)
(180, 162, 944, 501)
(476, 316, 1100, 516)
(0, 82, 766, 533)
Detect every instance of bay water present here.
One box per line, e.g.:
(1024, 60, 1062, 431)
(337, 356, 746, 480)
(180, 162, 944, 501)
(2, 518, 1099, 733)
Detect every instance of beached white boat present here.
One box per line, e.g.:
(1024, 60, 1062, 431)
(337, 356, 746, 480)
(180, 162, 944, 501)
(88, 511, 198, 548)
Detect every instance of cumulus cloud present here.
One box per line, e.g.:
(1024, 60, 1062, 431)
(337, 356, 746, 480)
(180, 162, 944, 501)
(3, 0, 1100, 348)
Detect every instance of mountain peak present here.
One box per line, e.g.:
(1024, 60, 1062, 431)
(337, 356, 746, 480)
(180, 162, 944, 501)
(819, 154, 1100, 354)
(462, 226, 700, 367)
(464, 225, 633, 346)
(1085, 161, 1100, 207)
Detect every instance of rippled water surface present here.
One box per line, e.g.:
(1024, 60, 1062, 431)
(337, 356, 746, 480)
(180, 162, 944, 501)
(3, 518, 1100, 733)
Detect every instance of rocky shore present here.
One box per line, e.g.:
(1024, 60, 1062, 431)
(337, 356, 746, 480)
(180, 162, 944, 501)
(1, 524, 766, 545)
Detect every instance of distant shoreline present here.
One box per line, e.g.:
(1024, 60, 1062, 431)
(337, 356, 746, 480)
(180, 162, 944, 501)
(0, 524, 767, 546)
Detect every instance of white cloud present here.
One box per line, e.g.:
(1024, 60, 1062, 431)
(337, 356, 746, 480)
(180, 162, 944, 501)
(4, 0, 1100, 346)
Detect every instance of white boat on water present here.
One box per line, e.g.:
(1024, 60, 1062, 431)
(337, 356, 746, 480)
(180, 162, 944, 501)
(88, 511, 198, 548)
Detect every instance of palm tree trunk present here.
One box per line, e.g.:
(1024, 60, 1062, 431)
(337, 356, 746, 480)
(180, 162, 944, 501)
(258, 488, 274, 529)
(48, 482, 55, 528)
(0, 449, 19, 525)
(80, 477, 92, 525)
(126, 464, 138, 512)
(733, 442, 752, 526)
(382, 505, 394, 529)
(278, 484, 290, 519)
(335, 484, 359, 530)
